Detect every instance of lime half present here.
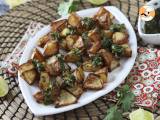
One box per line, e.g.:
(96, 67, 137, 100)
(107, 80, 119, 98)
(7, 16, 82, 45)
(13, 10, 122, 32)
(129, 108, 154, 120)
(87, 0, 108, 5)
(0, 76, 9, 97)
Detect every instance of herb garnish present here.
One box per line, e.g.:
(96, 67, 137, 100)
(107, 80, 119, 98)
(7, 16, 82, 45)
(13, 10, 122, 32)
(92, 55, 103, 67)
(51, 32, 61, 41)
(82, 17, 96, 30)
(103, 85, 135, 120)
(111, 44, 124, 57)
(71, 48, 81, 56)
(110, 24, 126, 32)
(43, 85, 53, 105)
(102, 37, 112, 51)
(56, 54, 65, 72)
(32, 59, 45, 73)
(63, 71, 76, 87)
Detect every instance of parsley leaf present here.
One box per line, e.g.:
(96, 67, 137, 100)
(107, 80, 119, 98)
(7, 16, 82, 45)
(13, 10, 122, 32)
(58, 0, 79, 17)
(104, 106, 123, 120)
(92, 55, 103, 67)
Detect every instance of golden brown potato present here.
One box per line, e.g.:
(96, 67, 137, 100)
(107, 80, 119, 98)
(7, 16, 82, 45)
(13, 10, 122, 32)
(112, 32, 128, 45)
(46, 56, 61, 76)
(83, 73, 103, 90)
(73, 66, 84, 83)
(121, 44, 132, 57)
(21, 69, 38, 85)
(19, 61, 38, 84)
(88, 41, 101, 54)
(55, 90, 77, 107)
(82, 60, 101, 72)
(39, 72, 50, 90)
(31, 48, 45, 62)
(33, 91, 44, 103)
(98, 49, 113, 68)
(73, 36, 84, 50)
(64, 50, 81, 63)
(110, 58, 120, 71)
(66, 83, 83, 98)
(59, 39, 68, 50)
(68, 13, 81, 27)
(95, 67, 108, 83)
(66, 35, 78, 50)
(37, 34, 50, 48)
(51, 19, 67, 32)
(103, 30, 113, 38)
(88, 29, 101, 42)
(93, 7, 112, 29)
(44, 40, 59, 57)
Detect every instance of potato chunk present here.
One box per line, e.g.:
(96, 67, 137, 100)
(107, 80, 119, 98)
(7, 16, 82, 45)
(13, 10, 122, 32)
(19, 61, 38, 84)
(51, 19, 67, 32)
(37, 34, 50, 48)
(84, 73, 103, 90)
(73, 67, 84, 83)
(39, 72, 50, 90)
(31, 48, 45, 62)
(112, 32, 128, 45)
(68, 13, 81, 27)
(66, 35, 78, 50)
(55, 90, 77, 107)
(95, 67, 108, 83)
(44, 40, 59, 57)
(66, 83, 83, 98)
(33, 91, 44, 103)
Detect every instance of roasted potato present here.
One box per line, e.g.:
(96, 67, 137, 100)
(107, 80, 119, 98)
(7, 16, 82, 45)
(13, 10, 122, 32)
(55, 90, 77, 107)
(31, 48, 45, 62)
(121, 44, 132, 57)
(39, 71, 50, 90)
(19, 61, 38, 84)
(88, 41, 101, 54)
(37, 34, 50, 48)
(73, 66, 84, 83)
(110, 58, 120, 71)
(66, 83, 83, 98)
(64, 50, 81, 63)
(66, 35, 79, 50)
(51, 19, 67, 32)
(103, 30, 113, 39)
(83, 73, 103, 90)
(95, 67, 108, 83)
(44, 40, 59, 57)
(93, 7, 112, 29)
(59, 39, 68, 50)
(68, 13, 81, 27)
(73, 36, 84, 50)
(112, 32, 128, 45)
(46, 56, 61, 76)
(88, 29, 101, 42)
(82, 60, 101, 72)
(33, 91, 44, 103)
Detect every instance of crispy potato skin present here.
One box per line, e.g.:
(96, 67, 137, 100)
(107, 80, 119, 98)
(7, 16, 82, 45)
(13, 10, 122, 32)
(33, 91, 44, 103)
(83, 73, 103, 90)
(38, 34, 50, 48)
(31, 48, 45, 62)
(73, 67, 84, 83)
(68, 13, 81, 27)
(51, 19, 67, 32)
(64, 52, 81, 63)
(82, 60, 101, 72)
(112, 32, 129, 45)
(44, 40, 59, 57)
(66, 35, 78, 50)
(95, 67, 108, 83)
(39, 72, 50, 90)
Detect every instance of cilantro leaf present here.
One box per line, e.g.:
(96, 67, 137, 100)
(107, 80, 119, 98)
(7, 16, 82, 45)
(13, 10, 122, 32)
(103, 106, 123, 120)
(58, 0, 79, 17)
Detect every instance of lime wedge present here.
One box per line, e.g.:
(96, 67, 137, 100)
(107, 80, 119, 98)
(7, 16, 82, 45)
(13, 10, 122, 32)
(0, 76, 9, 97)
(87, 0, 108, 5)
(129, 108, 154, 120)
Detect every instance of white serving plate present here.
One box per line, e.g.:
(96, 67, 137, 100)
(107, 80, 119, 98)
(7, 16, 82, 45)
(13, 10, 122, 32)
(18, 6, 137, 116)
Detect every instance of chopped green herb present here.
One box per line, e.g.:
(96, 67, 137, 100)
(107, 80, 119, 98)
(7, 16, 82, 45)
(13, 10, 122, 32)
(82, 32, 89, 47)
(92, 55, 103, 67)
(71, 48, 81, 56)
(56, 54, 65, 72)
(82, 17, 95, 30)
(63, 71, 76, 87)
(43, 85, 53, 105)
(51, 32, 61, 41)
(110, 24, 126, 32)
(102, 37, 112, 51)
(32, 59, 45, 73)
(112, 44, 124, 57)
